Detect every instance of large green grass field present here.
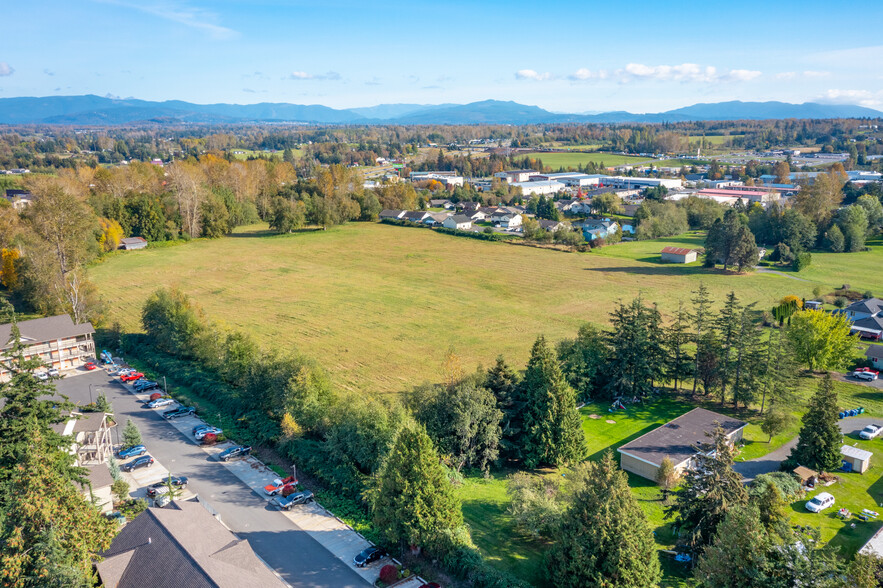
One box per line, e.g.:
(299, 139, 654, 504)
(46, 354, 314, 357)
(524, 152, 651, 169)
(86, 223, 860, 394)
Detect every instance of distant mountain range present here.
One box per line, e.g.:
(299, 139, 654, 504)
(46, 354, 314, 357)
(0, 95, 880, 125)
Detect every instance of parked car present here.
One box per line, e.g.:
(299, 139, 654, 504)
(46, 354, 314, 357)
(855, 370, 879, 381)
(146, 476, 188, 497)
(133, 380, 159, 390)
(219, 445, 252, 461)
(84, 362, 98, 370)
(145, 397, 175, 409)
(163, 406, 195, 419)
(120, 372, 144, 383)
(353, 546, 387, 568)
(805, 492, 835, 513)
(117, 368, 136, 376)
(192, 424, 215, 435)
(117, 445, 147, 459)
(194, 427, 223, 440)
(34, 371, 49, 381)
(47, 368, 60, 377)
(419, 584, 441, 588)
(272, 490, 314, 510)
(121, 455, 154, 472)
(264, 475, 298, 496)
(860, 424, 883, 440)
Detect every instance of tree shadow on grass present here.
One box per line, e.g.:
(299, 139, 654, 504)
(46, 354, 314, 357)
(583, 265, 731, 277)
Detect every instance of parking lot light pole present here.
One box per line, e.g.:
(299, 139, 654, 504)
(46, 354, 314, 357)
(88, 384, 94, 404)
(163, 376, 167, 394)
(293, 464, 297, 483)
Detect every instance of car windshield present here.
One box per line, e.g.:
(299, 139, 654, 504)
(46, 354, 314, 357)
(810, 498, 822, 505)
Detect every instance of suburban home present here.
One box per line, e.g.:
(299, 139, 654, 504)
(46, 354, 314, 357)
(580, 219, 620, 241)
(844, 298, 883, 322)
(456, 201, 480, 212)
(660, 246, 698, 263)
(554, 199, 577, 213)
(463, 209, 488, 221)
(851, 315, 883, 340)
(403, 210, 432, 223)
(537, 219, 567, 232)
(492, 212, 522, 230)
(429, 199, 454, 209)
(617, 408, 747, 482)
(443, 215, 473, 230)
(97, 500, 287, 588)
(379, 209, 406, 220)
(4, 189, 33, 210)
(861, 525, 883, 559)
(0, 314, 96, 381)
(841, 445, 872, 474)
(80, 463, 115, 514)
(119, 237, 148, 251)
(423, 212, 451, 226)
(866, 345, 883, 368)
(53, 411, 116, 464)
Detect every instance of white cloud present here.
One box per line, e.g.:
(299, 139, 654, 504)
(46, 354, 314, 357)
(289, 71, 341, 81)
(819, 89, 881, 108)
(776, 72, 796, 80)
(619, 63, 719, 83)
(567, 68, 609, 81)
(0, 62, 13, 76)
(94, 0, 238, 40)
(724, 69, 762, 82)
(803, 70, 830, 78)
(515, 69, 553, 81)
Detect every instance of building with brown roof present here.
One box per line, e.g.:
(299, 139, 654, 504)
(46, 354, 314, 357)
(0, 315, 95, 380)
(617, 408, 747, 482)
(97, 500, 287, 588)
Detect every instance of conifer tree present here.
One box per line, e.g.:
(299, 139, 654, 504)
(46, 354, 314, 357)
(789, 374, 842, 471)
(371, 424, 463, 552)
(691, 284, 714, 395)
(546, 451, 661, 588)
(122, 418, 142, 449)
(715, 291, 742, 405)
(729, 304, 763, 409)
(556, 324, 608, 401)
(604, 298, 655, 400)
(757, 328, 798, 414)
(521, 336, 587, 468)
(666, 425, 748, 554)
(485, 355, 523, 461)
(665, 301, 693, 392)
(695, 506, 771, 588)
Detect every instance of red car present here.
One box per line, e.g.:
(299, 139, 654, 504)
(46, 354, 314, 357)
(84, 362, 98, 370)
(855, 367, 880, 375)
(120, 372, 144, 382)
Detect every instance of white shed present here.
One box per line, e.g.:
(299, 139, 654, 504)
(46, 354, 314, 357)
(841, 445, 872, 474)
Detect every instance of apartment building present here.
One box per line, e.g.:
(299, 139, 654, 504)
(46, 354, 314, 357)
(0, 314, 96, 380)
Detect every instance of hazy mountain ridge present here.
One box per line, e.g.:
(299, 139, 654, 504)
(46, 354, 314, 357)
(0, 95, 880, 125)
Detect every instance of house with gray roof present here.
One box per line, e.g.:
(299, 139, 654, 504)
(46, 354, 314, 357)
(379, 209, 406, 220)
(97, 500, 287, 588)
(119, 237, 148, 250)
(844, 298, 883, 322)
(866, 345, 883, 368)
(0, 315, 95, 380)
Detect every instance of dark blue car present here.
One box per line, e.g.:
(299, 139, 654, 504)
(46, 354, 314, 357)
(121, 455, 154, 472)
(117, 445, 147, 459)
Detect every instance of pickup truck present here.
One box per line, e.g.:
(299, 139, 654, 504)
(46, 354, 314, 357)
(860, 424, 883, 440)
(271, 490, 314, 510)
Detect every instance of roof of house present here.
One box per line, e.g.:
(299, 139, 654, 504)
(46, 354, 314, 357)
(792, 466, 819, 482)
(0, 315, 94, 351)
(72, 411, 111, 433)
(120, 237, 147, 245)
(538, 219, 564, 229)
(861, 526, 883, 558)
(618, 408, 748, 467)
(853, 315, 883, 332)
(661, 247, 695, 256)
(448, 214, 472, 224)
(379, 209, 405, 217)
(846, 298, 883, 315)
(842, 445, 873, 461)
(403, 211, 430, 221)
(85, 463, 115, 490)
(866, 346, 883, 360)
(97, 501, 286, 588)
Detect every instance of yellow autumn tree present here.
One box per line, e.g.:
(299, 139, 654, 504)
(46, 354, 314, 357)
(98, 218, 124, 252)
(780, 295, 804, 309)
(0, 248, 19, 289)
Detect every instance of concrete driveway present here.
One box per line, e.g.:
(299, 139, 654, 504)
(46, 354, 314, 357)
(54, 370, 370, 588)
(734, 416, 882, 482)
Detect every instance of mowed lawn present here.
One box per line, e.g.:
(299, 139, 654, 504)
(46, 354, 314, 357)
(523, 152, 650, 169)
(90, 223, 823, 393)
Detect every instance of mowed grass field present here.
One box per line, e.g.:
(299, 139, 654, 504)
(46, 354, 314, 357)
(524, 152, 650, 169)
(89, 223, 881, 394)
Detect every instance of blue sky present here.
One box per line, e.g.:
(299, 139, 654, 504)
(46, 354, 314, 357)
(2, 0, 882, 112)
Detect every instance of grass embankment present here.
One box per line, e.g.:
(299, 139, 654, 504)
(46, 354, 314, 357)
(89, 223, 834, 394)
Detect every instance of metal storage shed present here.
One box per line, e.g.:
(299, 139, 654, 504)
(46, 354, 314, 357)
(841, 445, 872, 474)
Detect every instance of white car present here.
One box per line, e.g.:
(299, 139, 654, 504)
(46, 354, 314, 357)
(194, 427, 223, 440)
(47, 367, 60, 377)
(34, 371, 49, 381)
(855, 371, 879, 381)
(860, 424, 883, 440)
(805, 492, 835, 513)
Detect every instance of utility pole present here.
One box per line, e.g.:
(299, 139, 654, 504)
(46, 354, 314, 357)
(292, 464, 297, 483)
(163, 376, 167, 394)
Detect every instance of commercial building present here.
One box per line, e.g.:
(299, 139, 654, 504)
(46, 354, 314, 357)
(0, 315, 96, 381)
(510, 180, 565, 196)
(601, 176, 683, 190)
(532, 173, 604, 188)
(409, 171, 464, 187)
(618, 408, 747, 482)
(494, 169, 539, 183)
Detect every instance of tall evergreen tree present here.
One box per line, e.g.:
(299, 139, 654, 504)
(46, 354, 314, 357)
(691, 284, 714, 395)
(485, 356, 523, 461)
(371, 424, 463, 552)
(122, 419, 142, 449)
(604, 298, 655, 401)
(645, 303, 666, 388)
(666, 425, 748, 554)
(695, 506, 771, 588)
(557, 324, 609, 402)
(521, 336, 587, 468)
(729, 304, 763, 409)
(546, 451, 661, 588)
(715, 291, 742, 405)
(789, 374, 842, 471)
(757, 328, 798, 414)
(665, 301, 693, 392)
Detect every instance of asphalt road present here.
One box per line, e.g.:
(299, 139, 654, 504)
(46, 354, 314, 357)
(56, 371, 368, 588)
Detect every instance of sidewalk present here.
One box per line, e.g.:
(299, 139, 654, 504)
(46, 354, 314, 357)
(123, 378, 425, 586)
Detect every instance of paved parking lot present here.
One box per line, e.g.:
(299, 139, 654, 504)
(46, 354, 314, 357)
(54, 369, 371, 588)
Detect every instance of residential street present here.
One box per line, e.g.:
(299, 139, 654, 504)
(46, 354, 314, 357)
(55, 371, 369, 588)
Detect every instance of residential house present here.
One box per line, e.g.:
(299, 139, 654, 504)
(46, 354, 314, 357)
(53, 411, 116, 464)
(580, 219, 620, 241)
(618, 408, 747, 482)
(379, 209, 407, 220)
(97, 500, 288, 588)
(402, 210, 432, 223)
(537, 219, 567, 232)
(844, 298, 883, 322)
(866, 345, 883, 368)
(423, 212, 451, 226)
(0, 315, 96, 381)
(119, 237, 148, 251)
(80, 463, 115, 514)
(456, 201, 481, 212)
(4, 189, 33, 210)
(462, 209, 488, 222)
(851, 314, 883, 340)
(660, 246, 698, 263)
(443, 214, 473, 230)
(554, 199, 577, 213)
(495, 213, 522, 230)
(429, 199, 454, 209)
